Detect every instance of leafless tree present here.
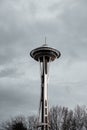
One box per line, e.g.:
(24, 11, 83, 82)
(27, 115, 38, 130)
(0, 116, 27, 130)
(1, 105, 87, 130)
(74, 105, 86, 130)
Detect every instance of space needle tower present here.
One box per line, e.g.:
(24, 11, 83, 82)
(30, 43, 61, 130)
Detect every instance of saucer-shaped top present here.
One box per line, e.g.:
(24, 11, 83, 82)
(30, 45, 61, 62)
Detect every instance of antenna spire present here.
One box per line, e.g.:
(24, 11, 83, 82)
(45, 37, 46, 44)
(42, 37, 48, 47)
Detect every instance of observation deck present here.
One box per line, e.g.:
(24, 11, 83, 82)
(30, 44, 61, 62)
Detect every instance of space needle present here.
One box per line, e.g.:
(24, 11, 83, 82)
(30, 43, 61, 130)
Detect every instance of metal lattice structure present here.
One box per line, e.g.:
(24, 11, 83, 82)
(30, 44, 61, 130)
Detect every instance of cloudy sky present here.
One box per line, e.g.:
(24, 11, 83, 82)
(0, 0, 87, 122)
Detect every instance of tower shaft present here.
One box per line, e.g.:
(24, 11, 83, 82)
(40, 56, 49, 130)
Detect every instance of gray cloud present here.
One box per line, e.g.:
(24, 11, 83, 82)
(0, 0, 87, 122)
(0, 67, 21, 78)
(0, 80, 40, 121)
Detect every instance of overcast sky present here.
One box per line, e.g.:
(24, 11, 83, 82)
(0, 0, 87, 122)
